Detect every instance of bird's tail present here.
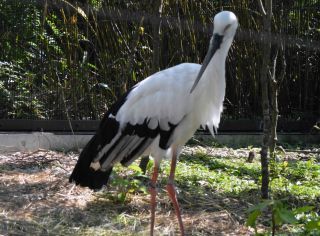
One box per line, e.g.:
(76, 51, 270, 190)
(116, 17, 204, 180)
(69, 134, 113, 190)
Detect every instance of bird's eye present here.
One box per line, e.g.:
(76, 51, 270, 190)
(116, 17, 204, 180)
(223, 24, 231, 33)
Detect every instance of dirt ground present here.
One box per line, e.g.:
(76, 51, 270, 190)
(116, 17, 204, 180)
(0, 148, 276, 235)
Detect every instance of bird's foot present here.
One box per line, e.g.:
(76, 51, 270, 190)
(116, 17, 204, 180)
(166, 183, 185, 236)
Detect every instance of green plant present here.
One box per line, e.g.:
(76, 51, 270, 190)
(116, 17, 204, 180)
(106, 164, 148, 204)
(294, 206, 320, 235)
(0, 61, 45, 118)
(247, 199, 320, 235)
(1, 1, 318, 120)
(247, 199, 297, 235)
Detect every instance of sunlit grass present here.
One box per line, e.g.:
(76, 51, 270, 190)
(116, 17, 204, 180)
(87, 145, 320, 234)
(110, 146, 320, 207)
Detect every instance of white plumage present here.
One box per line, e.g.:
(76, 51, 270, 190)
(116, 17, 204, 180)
(70, 11, 238, 236)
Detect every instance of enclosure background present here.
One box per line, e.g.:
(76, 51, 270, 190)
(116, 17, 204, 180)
(0, 0, 319, 123)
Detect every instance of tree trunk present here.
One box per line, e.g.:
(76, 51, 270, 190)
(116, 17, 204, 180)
(269, 50, 278, 175)
(270, 20, 286, 168)
(151, 0, 163, 73)
(258, 0, 273, 199)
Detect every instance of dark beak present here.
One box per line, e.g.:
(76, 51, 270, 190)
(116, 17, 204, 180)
(190, 33, 223, 93)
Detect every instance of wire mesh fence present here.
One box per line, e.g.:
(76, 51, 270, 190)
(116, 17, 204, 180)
(0, 0, 319, 123)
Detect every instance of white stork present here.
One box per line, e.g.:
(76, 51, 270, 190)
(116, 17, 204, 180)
(70, 11, 238, 235)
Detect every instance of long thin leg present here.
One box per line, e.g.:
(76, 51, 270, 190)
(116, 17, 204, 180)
(150, 159, 159, 236)
(166, 149, 185, 235)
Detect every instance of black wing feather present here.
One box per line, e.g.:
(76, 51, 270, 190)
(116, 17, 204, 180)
(69, 89, 179, 190)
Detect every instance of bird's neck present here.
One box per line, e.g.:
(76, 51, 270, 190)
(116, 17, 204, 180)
(194, 52, 227, 130)
(200, 51, 226, 89)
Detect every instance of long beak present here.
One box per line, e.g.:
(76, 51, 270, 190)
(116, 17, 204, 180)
(190, 33, 223, 93)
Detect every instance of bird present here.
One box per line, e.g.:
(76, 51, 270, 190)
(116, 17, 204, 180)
(69, 11, 238, 236)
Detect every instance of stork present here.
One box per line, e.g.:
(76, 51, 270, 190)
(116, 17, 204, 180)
(70, 11, 238, 235)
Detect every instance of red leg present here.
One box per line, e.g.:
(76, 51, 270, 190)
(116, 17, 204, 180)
(166, 149, 185, 236)
(149, 160, 159, 236)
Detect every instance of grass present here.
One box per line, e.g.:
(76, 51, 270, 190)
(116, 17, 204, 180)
(109, 144, 320, 235)
(174, 151, 319, 202)
(0, 146, 319, 235)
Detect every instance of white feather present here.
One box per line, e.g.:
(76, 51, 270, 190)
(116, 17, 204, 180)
(90, 11, 238, 168)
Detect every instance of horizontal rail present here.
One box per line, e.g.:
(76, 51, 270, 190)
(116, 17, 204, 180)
(0, 119, 316, 133)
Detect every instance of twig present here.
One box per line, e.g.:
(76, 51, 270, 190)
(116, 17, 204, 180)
(55, 68, 79, 151)
(258, 0, 267, 16)
(68, 184, 76, 195)
(21, 149, 48, 158)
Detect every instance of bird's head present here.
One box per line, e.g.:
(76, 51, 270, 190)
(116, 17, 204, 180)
(190, 11, 238, 93)
(212, 11, 238, 41)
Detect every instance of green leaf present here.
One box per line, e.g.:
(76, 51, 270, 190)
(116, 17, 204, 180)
(146, 159, 154, 172)
(273, 209, 283, 226)
(305, 220, 320, 231)
(117, 192, 127, 203)
(293, 206, 314, 215)
(129, 164, 142, 174)
(128, 188, 135, 193)
(247, 200, 273, 212)
(132, 70, 137, 82)
(139, 185, 148, 194)
(277, 208, 298, 224)
(246, 209, 261, 227)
